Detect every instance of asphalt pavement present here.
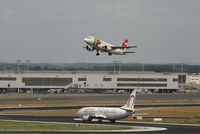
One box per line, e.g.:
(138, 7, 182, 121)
(1, 103, 200, 112)
(0, 115, 199, 134)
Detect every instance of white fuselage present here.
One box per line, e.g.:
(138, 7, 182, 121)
(76, 90, 137, 123)
(77, 107, 133, 121)
(84, 36, 126, 55)
(94, 41, 125, 55)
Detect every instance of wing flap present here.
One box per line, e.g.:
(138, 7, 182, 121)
(124, 52, 135, 54)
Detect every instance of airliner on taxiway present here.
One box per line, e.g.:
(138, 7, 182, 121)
(77, 90, 137, 123)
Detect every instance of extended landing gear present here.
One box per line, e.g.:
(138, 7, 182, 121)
(88, 117, 92, 122)
(110, 120, 116, 123)
(98, 119, 102, 123)
(108, 53, 112, 56)
(96, 50, 100, 56)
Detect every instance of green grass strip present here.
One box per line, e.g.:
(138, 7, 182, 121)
(0, 120, 131, 131)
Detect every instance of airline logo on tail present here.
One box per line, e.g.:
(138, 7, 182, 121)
(127, 94, 135, 108)
(121, 90, 136, 111)
(76, 89, 138, 123)
(121, 39, 128, 47)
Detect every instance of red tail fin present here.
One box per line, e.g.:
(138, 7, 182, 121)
(122, 39, 128, 47)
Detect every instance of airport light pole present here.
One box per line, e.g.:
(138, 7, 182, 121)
(118, 61, 122, 74)
(62, 63, 65, 75)
(181, 63, 184, 85)
(142, 63, 145, 74)
(26, 60, 30, 73)
(16, 60, 21, 74)
(113, 61, 122, 74)
(113, 61, 116, 74)
(16, 60, 21, 93)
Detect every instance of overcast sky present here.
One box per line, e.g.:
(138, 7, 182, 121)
(0, 0, 199, 64)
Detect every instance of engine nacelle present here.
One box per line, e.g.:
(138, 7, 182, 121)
(104, 45, 112, 51)
(86, 45, 94, 51)
(82, 116, 92, 121)
(82, 116, 89, 121)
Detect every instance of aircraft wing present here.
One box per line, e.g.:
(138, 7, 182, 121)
(111, 46, 137, 49)
(123, 51, 135, 54)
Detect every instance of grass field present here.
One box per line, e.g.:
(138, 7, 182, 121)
(0, 96, 200, 125)
(137, 106, 200, 117)
(1, 106, 200, 117)
(0, 109, 78, 116)
(0, 99, 200, 108)
(1, 106, 200, 125)
(0, 120, 131, 131)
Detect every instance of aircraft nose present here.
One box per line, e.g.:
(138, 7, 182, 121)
(76, 110, 82, 116)
(84, 37, 93, 44)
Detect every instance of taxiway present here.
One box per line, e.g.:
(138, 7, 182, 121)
(0, 114, 199, 134)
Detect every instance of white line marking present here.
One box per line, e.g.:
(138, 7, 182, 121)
(1, 119, 167, 132)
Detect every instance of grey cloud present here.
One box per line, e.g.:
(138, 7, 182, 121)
(0, 0, 199, 64)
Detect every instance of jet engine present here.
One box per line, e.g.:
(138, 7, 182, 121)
(104, 45, 112, 51)
(86, 45, 94, 51)
(82, 116, 92, 121)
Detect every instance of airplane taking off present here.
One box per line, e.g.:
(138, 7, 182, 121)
(76, 90, 137, 123)
(83, 36, 137, 56)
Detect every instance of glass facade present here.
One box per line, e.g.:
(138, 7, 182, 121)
(117, 83, 167, 87)
(103, 78, 112, 81)
(78, 78, 87, 81)
(173, 78, 179, 82)
(117, 78, 167, 82)
(22, 77, 72, 86)
(0, 77, 16, 81)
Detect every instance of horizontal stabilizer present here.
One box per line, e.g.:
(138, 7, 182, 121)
(120, 107, 134, 111)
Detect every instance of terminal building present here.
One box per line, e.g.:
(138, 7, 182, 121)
(186, 74, 200, 84)
(0, 71, 179, 93)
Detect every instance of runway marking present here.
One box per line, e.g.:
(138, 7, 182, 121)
(120, 120, 200, 127)
(73, 118, 167, 132)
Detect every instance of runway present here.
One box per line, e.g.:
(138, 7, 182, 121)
(0, 93, 199, 133)
(0, 115, 199, 134)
